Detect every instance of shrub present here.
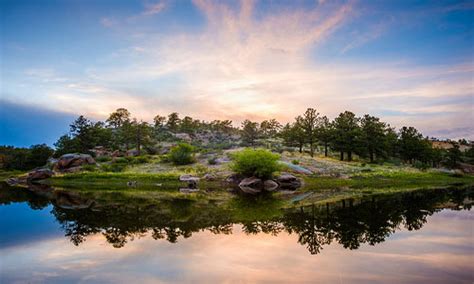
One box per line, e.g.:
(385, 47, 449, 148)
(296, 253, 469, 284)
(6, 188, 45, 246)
(81, 164, 97, 172)
(96, 156, 111, 163)
(413, 161, 430, 171)
(231, 148, 281, 179)
(130, 155, 150, 164)
(291, 159, 300, 165)
(169, 143, 195, 165)
(208, 157, 218, 165)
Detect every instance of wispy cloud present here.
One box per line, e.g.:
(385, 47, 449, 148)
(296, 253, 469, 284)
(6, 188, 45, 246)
(142, 1, 166, 16)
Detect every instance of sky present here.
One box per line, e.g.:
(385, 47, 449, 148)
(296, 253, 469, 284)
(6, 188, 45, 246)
(1, 0, 473, 147)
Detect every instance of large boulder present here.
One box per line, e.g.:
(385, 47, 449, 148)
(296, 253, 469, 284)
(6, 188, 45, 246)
(54, 154, 96, 172)
(276, 173, 302, 190)
(126, 149, 140, 157)
(27, 169, 54, 182)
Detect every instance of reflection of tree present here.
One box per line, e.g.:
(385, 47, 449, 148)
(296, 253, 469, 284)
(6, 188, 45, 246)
(2, 182, 472, 254)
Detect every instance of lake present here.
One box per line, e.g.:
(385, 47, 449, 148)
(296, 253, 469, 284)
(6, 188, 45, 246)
(1, 183, 473, 283)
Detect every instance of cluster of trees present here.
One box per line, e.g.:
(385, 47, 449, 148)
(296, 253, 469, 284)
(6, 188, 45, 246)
(54, 108, 238, 156)
(273, 108, 467, 167)
(0, 144, 53, 170)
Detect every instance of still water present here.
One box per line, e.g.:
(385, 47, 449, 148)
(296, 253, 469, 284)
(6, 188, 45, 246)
(1, 184, 473, 283)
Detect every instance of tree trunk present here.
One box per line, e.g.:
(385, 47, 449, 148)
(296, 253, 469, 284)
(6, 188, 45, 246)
(348, 151, 352, 161)
(324, 143, 328, 157)
(340, 151, 344, 161)
(369, 151, 374, 163)
(299, 143, 303, 153)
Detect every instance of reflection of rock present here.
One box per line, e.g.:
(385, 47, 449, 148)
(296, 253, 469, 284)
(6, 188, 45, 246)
(263, 180, 279, 191)
(275, 173, 302, 190)
(179, 174, 200, 188)
(179, 188, 200, 194)
(239, 177, 263, 194)
(54, 191, 94, 209)
(225, 174, 244, 184)
(203, 173, 217, 181)
(27, 169, 54, 182)
(54, 154, 96, 172)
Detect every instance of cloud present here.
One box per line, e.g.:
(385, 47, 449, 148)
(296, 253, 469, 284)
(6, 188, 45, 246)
(3, 0, 473, 140)
(142, 1, 166, 16)
(100, 17, 117, 28)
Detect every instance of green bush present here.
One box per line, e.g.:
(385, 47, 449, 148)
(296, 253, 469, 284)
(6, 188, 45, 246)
(130, 155, 150, 164)
(169, 143, 195, 165)
(291, 159, 300, 165)
(231, 148, 281, 179)
(208, 157, 218, 165)
(96, 156, 111, 163)
(413, 161, 430, 171)
(81, 164, 97, 172)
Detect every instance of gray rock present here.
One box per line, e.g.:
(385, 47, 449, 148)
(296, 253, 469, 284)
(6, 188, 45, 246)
(239, 177, 263, 188)
(179, 174, 200, 188)
(239, 186, 262, 194)
(276, 172, 302, 190)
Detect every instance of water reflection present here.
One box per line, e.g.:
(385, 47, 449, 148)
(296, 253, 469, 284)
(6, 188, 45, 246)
(1, 183, 472, 254)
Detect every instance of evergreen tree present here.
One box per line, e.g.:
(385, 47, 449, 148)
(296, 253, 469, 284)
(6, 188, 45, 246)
(332, 111, 360, 161)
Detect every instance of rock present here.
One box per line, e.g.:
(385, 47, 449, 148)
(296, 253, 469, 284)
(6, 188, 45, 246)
(179, 188, 200, 194)
(263, 180, 279, 191)
(174, 133, 192, 142)
(126, 149, 140, 157)
(239, 177, 263, 194)
(279, 161, 313, 174)
(111, 150, 124, 157)
(27, 169, 54, 182)
(215, 157, 231, 164)
(203, 173, 218, 181)
(459, 163, 474, 174)
(275, 173, 302, 190)
(90, 146, 111, 157)
(54, 154, 96, 172)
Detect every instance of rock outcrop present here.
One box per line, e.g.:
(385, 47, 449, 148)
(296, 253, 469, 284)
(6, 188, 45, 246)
(53, 154, 96, 172)
(27, 169, 54, 182)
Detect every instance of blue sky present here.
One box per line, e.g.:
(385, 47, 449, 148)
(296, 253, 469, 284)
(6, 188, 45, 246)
(1, 0, 473, 147)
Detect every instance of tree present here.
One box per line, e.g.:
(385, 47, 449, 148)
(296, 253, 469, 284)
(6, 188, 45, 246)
(445, 144, 462, 169)
(54, 135, 80, 156)
(398, 126, 425, 163)
(131, 119, 152, 155)
(27, 144, 54, 168)
(332, 111, 360, 161)
(360, 115, 386, 163)
(166, 112, 181, 132)
(260, 119, 282, 138)
(241, 120, 260, 147)
(180, 116, 197, 134)
(298, 108, 320, 157)
(106, 108, 131, 150)
(153, 115, 166, 128)
(69, 116, 96, 153)
(316, 116, 332, 157)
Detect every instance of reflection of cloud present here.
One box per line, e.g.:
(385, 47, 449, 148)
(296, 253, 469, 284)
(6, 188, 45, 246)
(1, 209, 473, 283)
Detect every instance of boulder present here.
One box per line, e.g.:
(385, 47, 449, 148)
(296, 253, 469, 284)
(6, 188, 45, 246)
(27, 169, 54, 182)
(111, 150, 124, 157)
(275, 173, 302, 190)
(263, 180, 279, 191)
(174, 133, 192, 142)
(239, 186, 262, 194)
(459, 163, 474, 174)
(54, 154, 96, 172)
(126, 149, 140, 157)
(90, 146, 111, 158)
